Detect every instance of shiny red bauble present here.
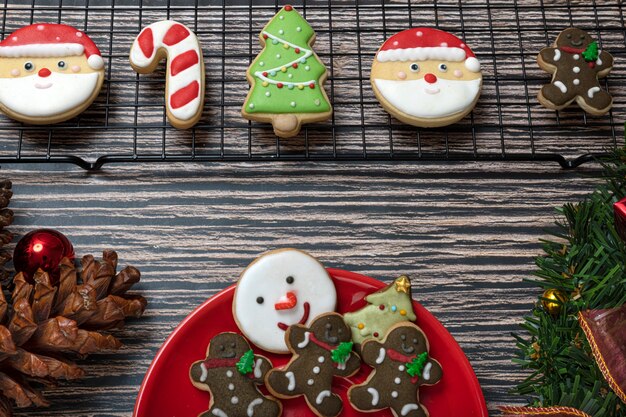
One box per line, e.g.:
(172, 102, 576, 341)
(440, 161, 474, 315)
(13, 229, 74, 284)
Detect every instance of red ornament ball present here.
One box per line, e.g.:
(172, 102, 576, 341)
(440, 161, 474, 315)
(309, 83, 315, 89)
(13, 229, 74, 284)
(373, 332, 379, 338)
(379, 304, 385, 310)
(277, 82, 284, 89)
(284, 5, 293, 11)
(295, 48, 300, 54)
(292, 63, 298, 69)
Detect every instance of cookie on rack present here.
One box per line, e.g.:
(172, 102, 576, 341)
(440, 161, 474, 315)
(537, 27, 613, 115)
(371, 27, 482, 128)
(0, 23, 105, 124)
(242, 5, 332, 138)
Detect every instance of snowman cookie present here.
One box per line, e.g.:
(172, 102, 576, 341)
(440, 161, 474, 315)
(265, 313, 361, 417)
(537, 28, 613, 115)
(371, 28, 482, 128)
(233, 248, 337, 353)
(348, 322, 442, 417)
(189, 332, 282, 417)
(0, 23, 105, 124)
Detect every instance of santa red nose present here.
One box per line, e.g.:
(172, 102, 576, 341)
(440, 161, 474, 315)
(38, 68, 51, 78)
(424, 73, 437, 84)
(274, 291, 298, 310)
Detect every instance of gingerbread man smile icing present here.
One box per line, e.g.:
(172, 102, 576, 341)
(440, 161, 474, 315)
(371, 27, 482, 128)
(233, 248, 337, 353)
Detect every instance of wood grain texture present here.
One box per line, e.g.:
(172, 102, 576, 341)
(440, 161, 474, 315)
(1, 161, 604, 416)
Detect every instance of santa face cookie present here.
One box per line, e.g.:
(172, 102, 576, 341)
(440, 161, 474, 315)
(265, 313, 361, 417)
(0, 24, 105, 124)
(371, 28, 482, 128)
(348, 323, 442, 417)
(189, 332, 281, 417)
(233, 248, 337, 353)
(537, 28, 613, 115)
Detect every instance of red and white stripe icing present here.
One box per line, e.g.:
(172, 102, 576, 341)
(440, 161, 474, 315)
(130, 20, 202, 121)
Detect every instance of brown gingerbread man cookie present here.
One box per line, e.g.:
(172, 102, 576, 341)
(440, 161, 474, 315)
(265, 312, 361, 417)
(537, 28, 613, 115)
(348, 322, 442, 417)
(189, 332, 282, 417)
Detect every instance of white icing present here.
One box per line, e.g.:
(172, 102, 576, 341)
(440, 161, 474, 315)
(394, 377, 401, 384)
(228, 383, 234, 390)
(0, 72, 99, 118)
(298, 332, 311, 348)
(554, 81, 567, 93)
(573, 79, 580, 85)
(377, 46, 466, 63)
(313, 366, 320, 374)
(573, 66, 580, 73)
(307, 379, 314, 385)
(212, 408, 228, 417)
(226, 370, 233, 377)
(554, 49, 561, 61)
(316, 390, 331, 405)
(375, 347, 386, 364)
(199, 363, 208, 382)
(401, 404, 420, 416)
(596, 56, 603, 65)
(285, 371, 296, 391)
(573, 54, 580, 60)
(318, 356, 325, 363)
(87, 54, 104, 70)
(233, 249, 337, 353)
(231, 397, 239, 405)
(0, 43, 83, 58)
(253, 31, 316, 88)
(367, 387, 379, 406)
(423, 362, 433, 380)
(588, 86, 601, 99)
(129, 20, 203, 122)
(247, 398, 263, 417)
(391, 391, 398, 398)
(253, 358, 263, 379)
(398, 365, 405, 371)
(337, 362, 346, 371)
(464, 57, 481, 72)
(373, 77, 481, 118)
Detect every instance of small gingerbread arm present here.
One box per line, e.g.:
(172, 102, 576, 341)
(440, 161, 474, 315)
(360, 338, 386, 367)
(286, 324, 309, 352)
(189, 360, 212, 392)
(334, 350, 361, 377)
(419, 357, 443, 387)
(595, 50, 614, 76)
(251, 355, 273, 383)
(538, 46, 559, 67)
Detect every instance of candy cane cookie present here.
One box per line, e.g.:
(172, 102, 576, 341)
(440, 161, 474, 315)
(130, 20, 204, 129)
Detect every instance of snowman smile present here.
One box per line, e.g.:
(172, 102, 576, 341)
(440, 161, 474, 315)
(277, 301, 310, 331)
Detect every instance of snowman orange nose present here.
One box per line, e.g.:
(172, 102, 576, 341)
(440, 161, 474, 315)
(424, 73, 437, 84)
(275, 291, 298, 310)
(38, 68, 51, 77)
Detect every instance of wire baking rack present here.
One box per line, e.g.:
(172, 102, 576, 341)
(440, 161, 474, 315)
(0, 0, 623, 171)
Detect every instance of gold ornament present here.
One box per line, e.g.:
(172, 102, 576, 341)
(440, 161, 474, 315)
(541, 288, 568, 315)
(394, 275, 411, 293)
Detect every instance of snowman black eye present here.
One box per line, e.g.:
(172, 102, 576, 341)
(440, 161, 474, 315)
(438, 63, 447, 72)
(409, 63, 419, 72)
(566, 33, 572, 39)
(231, 342, 236, 348)
(286, 276, 294, 284)
(401, 334, 406, 341)
(219, 344, 225, 351)
(24, 61, 34, 71)
(256, 297, 264, 304)
(413, 338, 418, 344)
(57, 60, 66, 69)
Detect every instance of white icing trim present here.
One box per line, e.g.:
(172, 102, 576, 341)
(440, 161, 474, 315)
(377, 46, 466, 63)
(367, 387, 379, 406)
(316, 390, 331, 405)
(247, 398, 263, 417)
(573, 66, 580, 73)
(554, 81, 567, 93)
(253, 358, 263, 378)
(464, 56, 481, 72)
(212, 408, 228, 417)
(87, 54, 104, 70)
(337, 361, 346, 371)
(199, 363, 208, 382)
(588, 86, 601, 99)
(0, 43, 84, 57)
(298, 332, 311, 348)
(375, 347, 386, 364)
(554, 49, 561, 61)
(401, 404, 419, 416)
(573, 79, 580, 85)
(285, 371, 296, 391)
(596, 55, 603, 65)
(423, 362, 433, 380)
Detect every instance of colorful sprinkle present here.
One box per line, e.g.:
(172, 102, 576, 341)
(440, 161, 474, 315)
(290, 101, 296, 107)
(270, 70, 277, 76)
(373, 332, 379, 338)
(298, 84, 304, 90)
(279, 30, 284, 35)
(288, 84, 294, 89)
(309, 83, 315, 89)
(249, 103, 255, 109)
(305, 65, 310, 71)
(288, 74, 293, 78)
(357, 323, 364, 330)
(262, 81, 269, 87)
(314, 99, 321, 105)
(279, 15, 284, 20)
(300, 58, 307, 64)
(295, 48, 301, 54)
(272, 39, 278, 45)
(277, 83, 284, 88)
(400, 309, 407, 316)
(263, 34, 268, 39)
(379, 305, 385, 310)
(292, 63, 298, 68)
(265, 91, 271, 97)
(276, 54, 281, 59)
(281, 66, 287, 72)
(296, 27, 302, 32)
(259, 61, 265, 67)
(283, 43, 289, 49)
(391, 305, 397, 312)
(262, 71, 268, 77)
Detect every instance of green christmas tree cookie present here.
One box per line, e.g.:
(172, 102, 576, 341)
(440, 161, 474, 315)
(344, 275, 417, 344)
(242, 5, 332, 138)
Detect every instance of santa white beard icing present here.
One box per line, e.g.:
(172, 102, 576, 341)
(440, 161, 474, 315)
(371, 27, 482, 128)
(233, 248, 337, 353)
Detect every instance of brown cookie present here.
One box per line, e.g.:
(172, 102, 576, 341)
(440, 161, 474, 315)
(537, 28, 613, 115)
(265, 312, 361, 417)
(189, 332, 282, 417)
(348, 322, 442, 417)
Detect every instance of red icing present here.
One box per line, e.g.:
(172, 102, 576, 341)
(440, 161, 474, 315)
(163, 24, 190, 46)
(292, 63, 298, 68)
(38, 68, 51, 77)
(295, 48, 300, 54)
(424, 73, 437, 83)
(277, 301, 310, 331)
(274, 291, 298, 310)
(380, 27, 476, 59)
(262, 71, 268, 77)
(379, 304, 385, 310)
(170, 80, 199, 109)
(137, 28, 154, 58)
(284, 5, 293, 11)
(170, 49, 198, 76)
(373, 332, 379, 338)
(309, 83, 315, 89)
(263, 34, 268, 39)
(277, 82, 284, 88)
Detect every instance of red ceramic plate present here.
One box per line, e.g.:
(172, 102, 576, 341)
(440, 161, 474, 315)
(134, 269, 488, 417)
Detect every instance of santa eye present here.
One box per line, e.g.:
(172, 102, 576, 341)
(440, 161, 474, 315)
(438, 63, 448, 72)
(24, 61, 34, 71)
(57, 61, 66, 70)
(286, 276, 294, 284)
(409, 63, 419, 72)
(256, 297, 264, 304)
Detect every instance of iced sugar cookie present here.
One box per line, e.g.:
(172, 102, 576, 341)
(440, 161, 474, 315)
(0, 23, 105, 124)
(537, 28, 613, 115)
(130, 20, 205, 129)
(371, 28, 482, 128)
(233, 248, 337, 353)
(242, 5, 332, 138)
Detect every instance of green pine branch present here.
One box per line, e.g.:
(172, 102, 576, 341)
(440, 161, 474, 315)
(511, 148, 626, 417)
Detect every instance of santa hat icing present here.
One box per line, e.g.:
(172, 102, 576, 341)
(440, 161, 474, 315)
(377, 27, 481, 73)
(0, 23, 104, 70)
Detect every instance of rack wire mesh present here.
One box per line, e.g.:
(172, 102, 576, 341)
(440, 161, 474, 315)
(0, 0, 623, 170)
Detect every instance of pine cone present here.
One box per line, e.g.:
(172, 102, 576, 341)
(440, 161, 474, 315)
(0, 251, 147, 415)
(0, 180, 13, 282)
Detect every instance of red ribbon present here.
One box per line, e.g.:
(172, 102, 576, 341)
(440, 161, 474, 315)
(386, 349, 419, 384)
(558, 46, 596, 68)
(201, 358, 238, 369)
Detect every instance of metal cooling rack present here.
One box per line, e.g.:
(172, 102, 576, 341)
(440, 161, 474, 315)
(0, 0, 623, 170)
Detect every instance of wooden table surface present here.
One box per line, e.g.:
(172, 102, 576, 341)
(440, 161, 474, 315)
(2, 161, 603, 416)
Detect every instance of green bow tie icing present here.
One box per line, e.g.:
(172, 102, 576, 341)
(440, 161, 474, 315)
(406, 351, 429, 378)
(236, 349, 255, 375)
(331, 341, 354, 364)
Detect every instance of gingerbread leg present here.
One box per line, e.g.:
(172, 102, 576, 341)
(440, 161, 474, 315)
(266, 369, 298, 396)
(580, 87, 612, 113)
(304, 389, 343, 417)
(349, 384, 379, 411)
(539, 83, 576, 107)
